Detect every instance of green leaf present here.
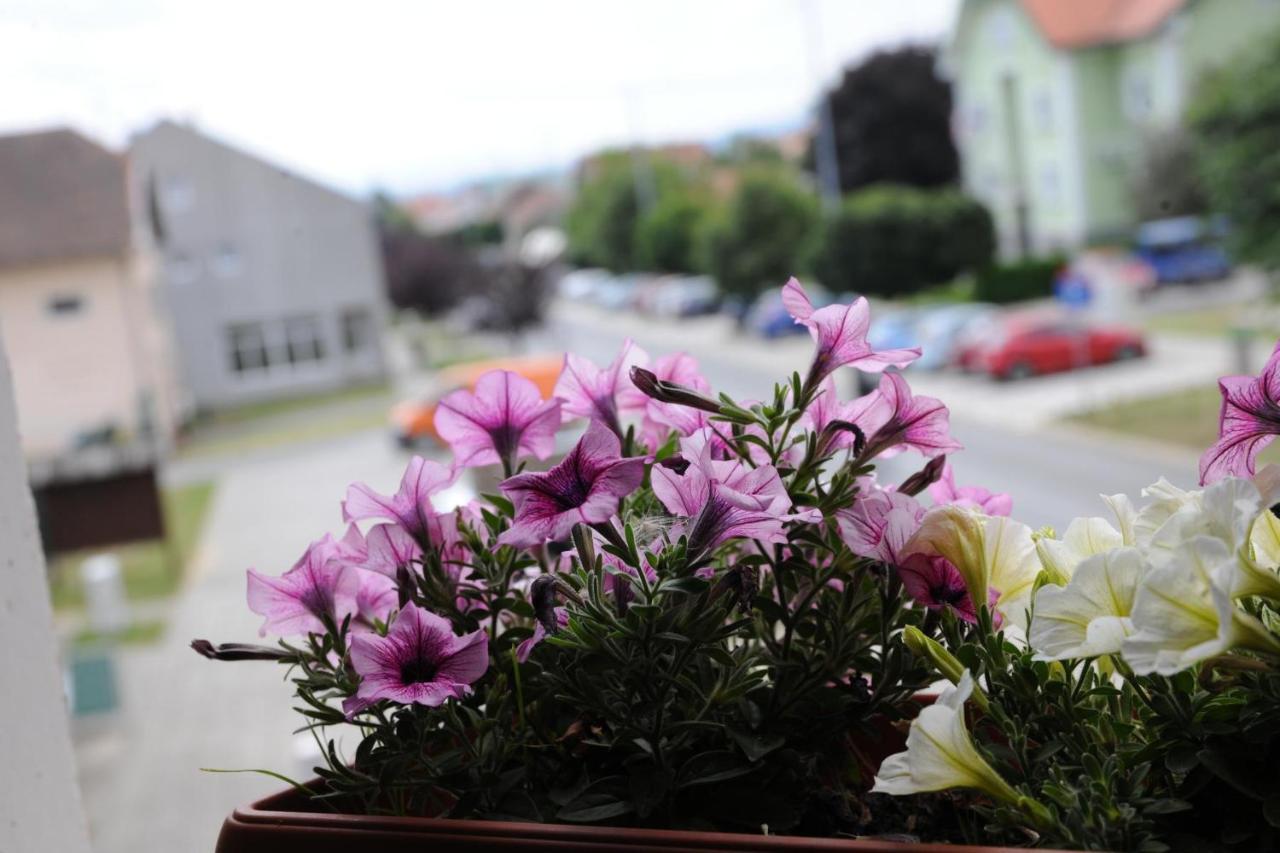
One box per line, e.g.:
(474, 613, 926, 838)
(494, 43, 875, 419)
(728, 729, 786, 762)
(678, 751, 757, 789)
(556, 795, 636, 823)
(1164, 745, 1200, 774)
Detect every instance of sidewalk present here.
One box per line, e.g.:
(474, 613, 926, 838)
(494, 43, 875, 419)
(74, 429, 410, 853)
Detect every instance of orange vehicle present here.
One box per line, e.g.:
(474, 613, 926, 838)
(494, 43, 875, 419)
(391, 353, 564, 447)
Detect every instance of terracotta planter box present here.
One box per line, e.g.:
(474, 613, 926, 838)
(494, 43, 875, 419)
(217, 782, 1038, 853)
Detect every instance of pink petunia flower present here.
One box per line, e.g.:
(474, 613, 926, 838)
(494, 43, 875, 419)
(353, 570, 398, 632)
(1200, 342, 1280, 484)
(652, 429, 809, 554)
(804, 378, 879, 454)
(857, 372, 963, 459)
(553, 339, 649, 437)
(836, 484, 925, 566)
(927, 462, 1012, 517)
(343, 456, 459, 547)
(782, 278, 919, 389)
(246, 539, 359, 637)
(498, 420, 646, 547)
(434, 369, 562, 471)
(515, 607, 569, 663)
(345, 603, 488, 715)
(898, 553, 1000, 625)
(359, 523, 425, 578)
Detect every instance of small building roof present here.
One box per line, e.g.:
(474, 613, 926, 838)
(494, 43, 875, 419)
(0, 128, 131, 270)
(1020, 0, 1186, 49)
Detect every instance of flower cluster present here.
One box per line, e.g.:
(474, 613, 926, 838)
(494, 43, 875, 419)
(869, 343, 1280, 851)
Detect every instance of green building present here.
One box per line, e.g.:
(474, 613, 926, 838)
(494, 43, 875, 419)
(944, 0, 1280, 258)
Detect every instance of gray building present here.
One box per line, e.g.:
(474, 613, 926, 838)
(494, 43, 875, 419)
(129, 120, 388, 411)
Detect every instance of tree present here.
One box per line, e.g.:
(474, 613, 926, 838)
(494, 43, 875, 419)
(700, 167, 820, 301)
(815, 185, 994, 298)
(1130, 128, 1209, 221)
(635, 192, 712, 273)
(818, 45, 959, 194)
(1188, 31, 1280, 269)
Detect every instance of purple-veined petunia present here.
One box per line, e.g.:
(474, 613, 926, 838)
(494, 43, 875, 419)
(836, 483, 924, 566)
(516, 607, 569, 663)
(553, 339, 649, 437)
(434, 369, 562, 471)
(345, 603, 488, 716)
(498, 419, 646, 547)
(782, 277, 919, 389)
(1200, 341, 1280, 484)
(898, 553, 1001, 625)
(652, 428, 810, 554)
(342, 456, 459, 547)
(246, 538, 359, 637)
(359, 522, 425, 578)
(928, 462, 1012, 517)
(353, 570, 398, 632)
(857, 372, 962, 459)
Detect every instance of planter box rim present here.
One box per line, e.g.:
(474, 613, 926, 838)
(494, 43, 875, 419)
(216, 781, 1054, 852)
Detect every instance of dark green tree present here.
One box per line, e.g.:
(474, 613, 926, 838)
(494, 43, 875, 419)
(814, 185, 994, 298)
(635, 192, 713, 273)
(817, 45, 959, 193)
(1189, 31, 1280, 269)
(700, 168, 820, 301)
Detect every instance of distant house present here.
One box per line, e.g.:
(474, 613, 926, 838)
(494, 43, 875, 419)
(945, 0, 1280, 257)
(129, 121, 388, 411)
(0, 128, 181, 458)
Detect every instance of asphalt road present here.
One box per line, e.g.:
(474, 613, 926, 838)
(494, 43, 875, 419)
(536, 310, 1199, 529)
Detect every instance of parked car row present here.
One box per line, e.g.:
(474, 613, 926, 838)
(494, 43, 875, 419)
(867, 303, 1148, 381)
(557, 269, 722, 318)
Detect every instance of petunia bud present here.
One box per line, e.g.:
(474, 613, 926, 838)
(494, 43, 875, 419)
(657, 454, 691, 475)
(191, 639, 296, 662)
(902, 626, 989, 713)
(630, 366, 723, 415)
(817, 419, 865, 458)
(898, 455, 947, 497)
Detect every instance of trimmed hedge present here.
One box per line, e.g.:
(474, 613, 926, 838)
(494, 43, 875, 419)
(815, 184, 995, 299)
(973, 257, 1066, 304)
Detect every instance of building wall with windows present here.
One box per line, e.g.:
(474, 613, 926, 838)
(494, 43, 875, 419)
(0, 128, 181, 458)
(129, 121, 388, 411)
(946, 0, 1280, 258)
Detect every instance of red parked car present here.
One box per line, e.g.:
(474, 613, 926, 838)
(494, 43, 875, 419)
(956, 313, 1146, 380)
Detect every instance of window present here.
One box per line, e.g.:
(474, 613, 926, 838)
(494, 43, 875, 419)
(170, 253, 200, 285)
(212, 243, 242, 279)
(340, 308, 373, 353)
(227, 322, 269, 373)
(284, 315, 325, 364)
(1124, 71, 1153, 121)
(1039, 164, 1061, 204)
(48, 294, 84, 316)
(1032, 90, 1053, 132)
(163, 176, 195, 213)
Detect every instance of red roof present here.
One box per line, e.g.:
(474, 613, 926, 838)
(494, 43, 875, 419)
(1020, 0, 1185, 49)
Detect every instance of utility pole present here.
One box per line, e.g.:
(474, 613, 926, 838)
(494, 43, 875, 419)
(802, 0, 842, 212)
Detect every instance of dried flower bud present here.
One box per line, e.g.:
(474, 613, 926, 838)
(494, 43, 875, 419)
(530, 574, 561, 636)
(657, 454, 690, 475)
(898, 455, 947, 497)
(630, 366, 723, 415)
(817, 419, 865, 457)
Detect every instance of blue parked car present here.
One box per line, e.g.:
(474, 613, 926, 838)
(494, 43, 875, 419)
(1134, 216, 1232, 284)
(746, 286, 838, 338)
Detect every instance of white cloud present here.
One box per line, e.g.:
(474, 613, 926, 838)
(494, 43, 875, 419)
(0, 0, 956, 193)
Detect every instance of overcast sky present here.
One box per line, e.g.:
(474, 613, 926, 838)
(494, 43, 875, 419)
(1, 0, 957, 195)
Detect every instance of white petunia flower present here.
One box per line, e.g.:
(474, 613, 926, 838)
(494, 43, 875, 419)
(871, 671, 1019, 803)
(1030, 547, 1146, 660)
(1035, 516, 1124, 585)
(1123, 536, 1280, 675)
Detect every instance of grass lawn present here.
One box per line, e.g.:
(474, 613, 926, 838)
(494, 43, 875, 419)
(1069, 385, 1280, 467)
(176, 381, 395, 460)
(1143, 303, 1280, 339)
(48, 479, 216, 611)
